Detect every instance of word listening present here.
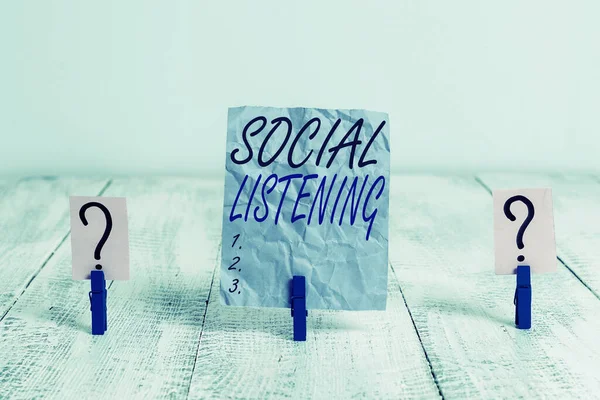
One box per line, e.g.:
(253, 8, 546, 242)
(229, 173, 385, 241)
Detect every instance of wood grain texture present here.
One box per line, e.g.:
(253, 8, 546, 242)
(187, 263, 441, 400)
(477, 173, 600, 299)
(0, 177, 109, 318)
(389, 175, 600, 399)
(0, 178, 222, 399)
(2, 175, 600, 399)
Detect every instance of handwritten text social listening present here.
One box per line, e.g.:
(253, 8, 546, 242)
(228, 115, 387, 241)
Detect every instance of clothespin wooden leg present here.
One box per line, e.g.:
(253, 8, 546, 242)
(90, 270, 107, 335)
(515, 265, 531, 330)
(291, 276, 307, 341)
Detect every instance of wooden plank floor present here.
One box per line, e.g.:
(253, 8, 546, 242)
(0, 174, 598, 399)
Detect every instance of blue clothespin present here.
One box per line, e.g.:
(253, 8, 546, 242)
(514, 265, 531, 329)
(291, 275, 307, 341)
(89, 270, 107, 335)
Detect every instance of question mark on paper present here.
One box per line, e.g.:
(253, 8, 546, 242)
(79, 202, 113, 270)
(503, 195, 535, 262)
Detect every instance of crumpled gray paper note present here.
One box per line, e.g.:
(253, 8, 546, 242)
(221, 106, 390, 310)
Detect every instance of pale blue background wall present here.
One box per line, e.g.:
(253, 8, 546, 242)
(1, 1, 598, 176)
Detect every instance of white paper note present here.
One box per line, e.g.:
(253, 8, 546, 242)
(493, 188, 557, 275)
(70, 196, 130, 280)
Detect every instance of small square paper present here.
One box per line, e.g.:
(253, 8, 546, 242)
(70, 196, 130, 280)
(493, 188, 557, 275)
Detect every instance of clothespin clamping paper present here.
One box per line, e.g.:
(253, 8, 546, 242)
(69, 196, 130, 336)
(492, 188, 557, 331)
(514, 265, 532, 329)
(89, 270, 108, 335)
(291, 275, 308, 341)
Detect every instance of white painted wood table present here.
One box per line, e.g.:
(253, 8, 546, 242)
(0, 174, 599, 399)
